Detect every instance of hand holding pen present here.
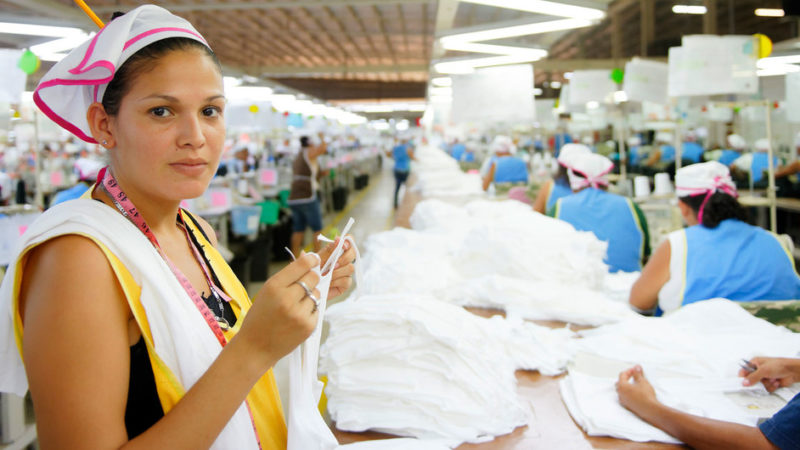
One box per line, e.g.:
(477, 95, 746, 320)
(739, 357, 800, 392)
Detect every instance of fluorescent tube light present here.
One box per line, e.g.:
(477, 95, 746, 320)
(0, 22, 85, 38)
(755, 8, 784, 17)
(672, 5, 707, 14)
(533, 88, 543, 95)
(431, 77, 452, 87)
(441, 41, 547, 59)
(440, 18, 593, 44)
(550, 81, 562, 89)
(461, 0, 605, 20)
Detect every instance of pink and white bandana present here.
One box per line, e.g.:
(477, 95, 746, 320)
(675, 161, 738, 223)
(566, 152, 614, 191)
(33, 5, 208, 143)
(557, 143, 592, 170)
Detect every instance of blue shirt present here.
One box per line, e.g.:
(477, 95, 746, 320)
(681, 142, 704, 163)
(751, 153, 780, 183)
(546, 180, 572, 211)
(393, 144, 411, 172)
(450, 143, 466, 161)
(51, 182, 90, 206)
(719, 149, 741, 166)
(681, 219, 800, 305)
(659, 145, 676, 163)
(554, 188, 647, 273)
(553, 133, 573, 157)
(490, 156, 528, 184)
(760, 392, 800, 450)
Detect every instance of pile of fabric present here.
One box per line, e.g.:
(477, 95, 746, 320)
(561, 299, 800, 443)
(410, 147, 484, 197)
(320, 294, 576, 445)
(357, 198, 637, 325)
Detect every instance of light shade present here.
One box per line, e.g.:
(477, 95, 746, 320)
(672, 5, 707, 14)
(461, 0, 605, 20)
(755, 8, 785, 17)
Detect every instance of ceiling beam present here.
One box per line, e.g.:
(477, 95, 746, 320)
(534, 57, 666, 71)
(243, 63, 428, 77)
(92, 0, 431, 14)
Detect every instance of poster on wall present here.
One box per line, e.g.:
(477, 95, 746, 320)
(451, 64, 535, 126)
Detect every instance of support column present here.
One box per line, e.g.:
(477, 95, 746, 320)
(703, 0, 717, 35)
(640, 0, 654, 56)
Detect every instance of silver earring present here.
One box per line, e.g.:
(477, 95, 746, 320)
(102, 140, 108, 146)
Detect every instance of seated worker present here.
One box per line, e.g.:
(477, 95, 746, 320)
(715, 134, 746, 166)
(681, 140, 704, 164)
(550, 152, 650, 273)
(640, 132, 675, 174)
(480, 135, 529, 191)
(626, 135, 645, 167)
(450, 139, 466, 161)
(617, 357, 800, 450)
(775, 132, 800, 198)
(50, 157, 104, 206)
(629, 161, 800, 315)
(731, 138, 781, 187)
(532, 143, 591, 214)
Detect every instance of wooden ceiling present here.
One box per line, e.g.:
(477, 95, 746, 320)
(1, 0, 798, 102)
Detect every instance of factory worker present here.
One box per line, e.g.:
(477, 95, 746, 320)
(550, 152, 650, 273)
(617, 357, 800, 449)
(629, 161, 800, 315)
(642, 131, 675, 168)
(449, 138, 466, 161)
(775, 132, 800, 198)
(731, 138, 781, 186)
(480, 135, 529, 191)
(0, 6, 355, 448)
(532, 143, 590, 214)
(680, 134, 704, 164)
(626, 135, 645, 167)
(715, 133, 746, 166)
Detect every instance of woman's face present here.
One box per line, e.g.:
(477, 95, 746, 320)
(108, 48, 225, 203)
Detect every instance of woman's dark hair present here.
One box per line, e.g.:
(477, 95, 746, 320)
(102, 37, 220, 116)
(299, 136, 311, 148)
(679, 192, 748, 228)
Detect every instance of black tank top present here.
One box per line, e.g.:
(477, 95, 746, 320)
(124, 211, 237, 439)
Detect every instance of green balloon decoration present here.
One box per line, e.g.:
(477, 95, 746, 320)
(610, 68, 624, 84)
(17, 49, 41, 75)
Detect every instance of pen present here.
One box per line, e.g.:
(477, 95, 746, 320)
(740, 358, 757, 374)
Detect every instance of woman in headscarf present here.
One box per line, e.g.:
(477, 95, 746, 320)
(532, 143, 590, 214)
(629, 161, 800, 315)
(0, 6, 355, 448)
(480, 135, 528, 191)
(550, 152, 650, 273)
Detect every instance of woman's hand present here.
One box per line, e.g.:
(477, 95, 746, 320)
(236, 253, 321, 368)
(616, 365, 659, 417)
(741, 357, 800, 392)
(317, 235, 356, 300)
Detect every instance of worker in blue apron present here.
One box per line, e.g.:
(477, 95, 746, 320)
(629, 161, 800, 315)
(532, 143, 591, 214)
(480, 135, 528, 191)
(550, 152, 650, 273)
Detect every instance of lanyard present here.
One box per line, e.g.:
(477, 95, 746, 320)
(98, 167, 229, 346)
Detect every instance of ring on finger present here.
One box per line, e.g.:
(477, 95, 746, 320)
(308, 292, 320, 313)
(296, 280, 313, 297)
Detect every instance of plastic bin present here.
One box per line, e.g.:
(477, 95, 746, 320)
(230, 205, 261, 236)
(278, 189, 290, 208)
(258, 200, 280, 225)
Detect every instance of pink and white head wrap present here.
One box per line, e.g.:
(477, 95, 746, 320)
(566, 152, 614, 191)
(556, 143, 591, 169)
(675, 161, 738, 224)
(33, 5, 209, 144)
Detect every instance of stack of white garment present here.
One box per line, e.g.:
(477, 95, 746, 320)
(320, 294, 577, 445)
(357, 198, 634, 326)
(561, 299, 800, 443)
(410, 147, 484, 197)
